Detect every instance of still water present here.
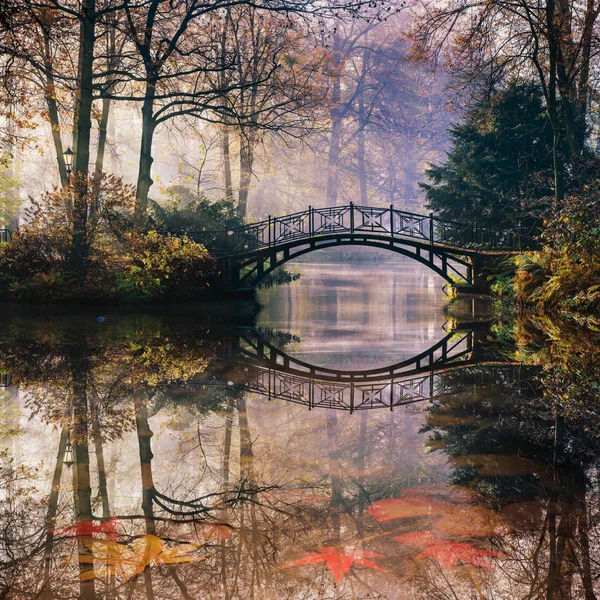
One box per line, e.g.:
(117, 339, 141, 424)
(0, 257, 599, 599)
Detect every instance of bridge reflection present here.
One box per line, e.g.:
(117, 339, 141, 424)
(188, 326, 538, 412)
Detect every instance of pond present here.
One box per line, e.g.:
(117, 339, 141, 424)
(1, 256, 599, 599)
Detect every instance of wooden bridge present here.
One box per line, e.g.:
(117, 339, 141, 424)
(185, 204, 536, 292)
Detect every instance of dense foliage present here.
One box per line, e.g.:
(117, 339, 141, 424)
(0, 177, 217, 302)
(149, 186, 243, 233)
(514, 184, 600, 316)
(420, 83, 554, 228)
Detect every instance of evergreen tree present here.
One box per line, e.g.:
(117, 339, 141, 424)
(420, 83, 554, 228)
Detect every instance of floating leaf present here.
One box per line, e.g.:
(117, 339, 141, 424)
(196, 523, 232, 542)
(282, 546, 384, 583)
(448, 455, 546, 477)
(368, 496, 449, 522)
(415, 541, 506, 569)
(393, 531, 439, 546)
(500, 501, 544, 530)
(432, 505, 514, 537)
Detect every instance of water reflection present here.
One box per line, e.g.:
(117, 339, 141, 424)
(0, 263, 599, 599)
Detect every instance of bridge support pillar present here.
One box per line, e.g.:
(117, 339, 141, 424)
(453, 253, 491, 294)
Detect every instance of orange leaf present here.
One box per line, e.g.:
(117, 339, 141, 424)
(79, 534, 203, 582)
(368, 496, 449, 522)
(394, 531, 439, 546)
(432, 506, 514, 537)
(415, 541, 506, 569)
(52, 517, 121, 541)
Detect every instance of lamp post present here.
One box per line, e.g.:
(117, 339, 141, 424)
(63, 146, 74, 175)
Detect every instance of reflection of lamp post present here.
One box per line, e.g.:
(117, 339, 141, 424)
(63, 438, 75, 468)
(63, 147, 74, 175)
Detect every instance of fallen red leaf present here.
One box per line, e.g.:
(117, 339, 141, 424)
(393, 531, 439, 546)
(368, 496, 450, 522)
(283, 546, 384, 583)
(415, 541, 506, 569)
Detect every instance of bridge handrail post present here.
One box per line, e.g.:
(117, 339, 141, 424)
(308, 205, 313, 237)
(429, 212, 434, 245)
(268, 215, 272, 247)
(349, 201, 355, 233)
(390, 204, 394, 237)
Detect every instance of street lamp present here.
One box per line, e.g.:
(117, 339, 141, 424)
(63, 146, 74, 175)
(63, 438, 75, 468)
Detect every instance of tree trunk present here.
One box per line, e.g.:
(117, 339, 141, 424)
(95, 100, 111, 176)
(94, 15, 116, 177)
(326, 115, 342, 208)
(222, 127, 233, 199)
(326, 412, 342, 544)
(237, 396, 254, 485)
(42, 429, 68, 589)
(357, 51, 368, 206)
(545, 0, 567, 207)
(4, 114, 20, 229)
(136, 398, 157, 535)
(357, 411, 368, 514)
(237, 132, 253, 220)
(326, 36, 343, 208)
(135, 81, 157, 222)
(43, 31, 68, 186)
(222, 397, 234, 490)
(94, 435, 110, 519)
(71, 0, 96, 273)
(357, 124, 367, 206)
(71, 347, 97, 599)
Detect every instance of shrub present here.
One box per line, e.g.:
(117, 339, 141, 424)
(514, 186, 600, 315)
(117, 232, 216, 301)
(0, 178, 219, 302)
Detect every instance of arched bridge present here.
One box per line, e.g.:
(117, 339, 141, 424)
(185, 327, 537, 412)
(185, 204, 536, 291)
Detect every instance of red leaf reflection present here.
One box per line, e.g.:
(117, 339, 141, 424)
(51, 517, 121, 541)
(394, 530, 506, 569)
(368, 496, 449, 522)
(283, 546, 384, 583)
(415, 541, 505, 569)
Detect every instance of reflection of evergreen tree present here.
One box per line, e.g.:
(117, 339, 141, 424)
(422, 317, 600, 600)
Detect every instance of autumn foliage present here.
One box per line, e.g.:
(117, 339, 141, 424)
(514, 183, 600, 316)
(0, 175, 217, 301)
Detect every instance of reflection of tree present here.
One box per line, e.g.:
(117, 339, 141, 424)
(420, 317, 600, 599)
(2, 312, 600, 598)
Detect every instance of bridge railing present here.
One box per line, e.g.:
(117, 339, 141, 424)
(0, 229, 12, 243)
(183, 204, 538, 255)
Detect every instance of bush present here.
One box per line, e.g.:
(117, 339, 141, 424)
(514, 186, 600, 315)
(0, 178, 219, 302)
(149, 185, 244, 245)
(117, 232, 216, 301)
